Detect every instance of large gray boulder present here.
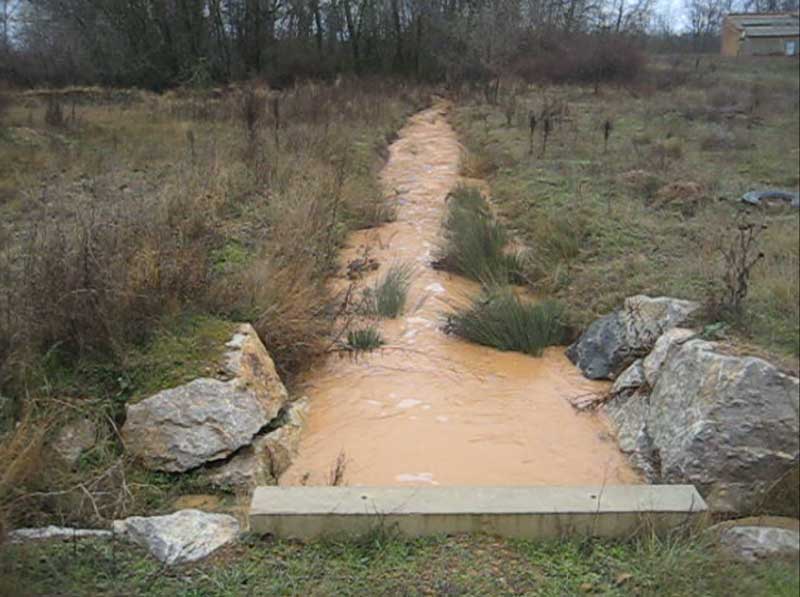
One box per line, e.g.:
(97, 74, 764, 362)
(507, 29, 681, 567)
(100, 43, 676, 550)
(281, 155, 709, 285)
(606, 338, 800, 512)
(205, 398, 308, 490)
(123, 324, 289, 472)
(567, 295, 700, 380)
(113, 510, 239, 565)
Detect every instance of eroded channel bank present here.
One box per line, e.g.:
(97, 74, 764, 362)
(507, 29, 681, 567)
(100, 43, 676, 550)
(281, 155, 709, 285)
(282, 104, 637, 487)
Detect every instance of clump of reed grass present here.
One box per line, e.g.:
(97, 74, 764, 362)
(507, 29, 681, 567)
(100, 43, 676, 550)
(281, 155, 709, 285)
(436, 185, 523, 285)
(346, 327, 384, 353)
(446, 288, 569, 356)
(364, 263, 413, 318)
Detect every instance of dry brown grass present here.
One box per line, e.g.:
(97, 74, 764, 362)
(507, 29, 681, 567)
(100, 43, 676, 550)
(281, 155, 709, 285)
(0, 78, 429, 531)
(0, 412, 50, 541)
(452, 55, 799, 362)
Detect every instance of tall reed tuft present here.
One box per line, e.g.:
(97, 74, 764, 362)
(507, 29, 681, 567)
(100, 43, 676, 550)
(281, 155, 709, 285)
(437, 185, 523, 286)
(346, 326, 384, 353)
(446, 288, 569, 356)
(365, 263, 413, 318)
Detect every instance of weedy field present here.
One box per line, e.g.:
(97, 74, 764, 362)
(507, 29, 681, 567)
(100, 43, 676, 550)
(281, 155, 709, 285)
(0, 55, 798, 597)
(452, 55, 800, 365)
(0, 79, 428, 532)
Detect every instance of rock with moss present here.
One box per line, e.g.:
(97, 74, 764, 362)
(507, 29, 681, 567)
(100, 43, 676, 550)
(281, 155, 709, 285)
(567, 295, 700, 380)
(606, 338, 800, 512)
(122, 324, 289, 473)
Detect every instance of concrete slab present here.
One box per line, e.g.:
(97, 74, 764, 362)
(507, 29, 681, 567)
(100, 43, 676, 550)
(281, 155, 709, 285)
(249, 485, 707, 540)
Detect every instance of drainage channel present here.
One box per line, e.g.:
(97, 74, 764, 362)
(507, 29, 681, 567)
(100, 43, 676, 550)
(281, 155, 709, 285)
(249, 103, 706, 539)
(279, 103, 639, 489)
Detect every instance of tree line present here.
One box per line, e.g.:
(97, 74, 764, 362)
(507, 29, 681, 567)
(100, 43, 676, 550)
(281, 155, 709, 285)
(1, 0, 798, 88)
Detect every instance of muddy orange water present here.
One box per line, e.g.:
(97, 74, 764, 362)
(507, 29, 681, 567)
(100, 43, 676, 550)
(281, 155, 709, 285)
(281, 104, 638, 487)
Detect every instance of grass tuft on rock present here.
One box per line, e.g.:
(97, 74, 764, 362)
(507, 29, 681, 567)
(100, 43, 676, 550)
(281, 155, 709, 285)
(447, 288, 569, 356)
(437, 185, 523, 286)
(365, 263, 413, 318)
(346, 327, 384, 353)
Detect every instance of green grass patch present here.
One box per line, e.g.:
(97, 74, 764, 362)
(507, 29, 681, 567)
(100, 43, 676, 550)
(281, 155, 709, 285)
(447, 288, 570, 356)
(210, 239, 252, 275)
(1, 533, 797, 596)
(437, 185, 523, 286)
(124, 315, 237, 402)
(346, 326, 384, 353)
(364, 263, 413, 318)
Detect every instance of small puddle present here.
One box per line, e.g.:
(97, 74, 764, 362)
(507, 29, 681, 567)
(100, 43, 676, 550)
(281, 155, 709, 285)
(282, 103, 638, 487)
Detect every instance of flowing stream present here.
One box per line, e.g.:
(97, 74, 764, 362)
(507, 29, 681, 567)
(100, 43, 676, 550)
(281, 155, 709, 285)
(281, 103, 638, 487)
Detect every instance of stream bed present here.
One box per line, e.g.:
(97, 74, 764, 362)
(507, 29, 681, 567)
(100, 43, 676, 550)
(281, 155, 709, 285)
(281, 104, 638, 487)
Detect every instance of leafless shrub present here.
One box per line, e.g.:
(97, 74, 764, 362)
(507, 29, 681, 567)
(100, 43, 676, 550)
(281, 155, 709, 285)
(540, 115, 551, 158)
(707, 215, 766, 317)
(603, 119, 613, 153)
(502, 84, 521, 126)
(240, 85, 265, 144)
(528, 112, 537, 155)
(511, 33, 645, 89)
(650, 137, 684, 171)
(271, 96, 281, 147)
(44, 97, 64, 127)
(483, 78, 500, 105)
(749, 82, 766, 114)
(0, 91, 10, 126)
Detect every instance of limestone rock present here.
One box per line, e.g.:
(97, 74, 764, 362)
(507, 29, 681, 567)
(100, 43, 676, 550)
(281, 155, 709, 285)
(8, 526, 111, 543)
(123, 378, 270, 473)
(717, 522, 800, 562)
(641, 328, 695, 386)
(567, 296, 700, 380)
(609, 359, 646, 399)
(112, 510, 239, 565)
(259, 398, 309, 478)
(222, 325, 290, 409)
(205, 442, 271, 489)
(606, 338, 800, 512)
(122, 324, 289, 472)
(205, 398, 309, 490)
(50, 418, 97, 467)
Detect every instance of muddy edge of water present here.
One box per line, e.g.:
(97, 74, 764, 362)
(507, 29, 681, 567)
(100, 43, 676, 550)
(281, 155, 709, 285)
(282, 103, 638, 488)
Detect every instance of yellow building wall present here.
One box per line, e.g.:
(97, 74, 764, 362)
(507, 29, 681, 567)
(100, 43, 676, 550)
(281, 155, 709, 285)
(721, 21, 742, 56)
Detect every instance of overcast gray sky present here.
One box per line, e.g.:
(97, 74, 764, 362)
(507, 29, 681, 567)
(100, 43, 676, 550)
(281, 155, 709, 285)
(657, 0, 690, 29)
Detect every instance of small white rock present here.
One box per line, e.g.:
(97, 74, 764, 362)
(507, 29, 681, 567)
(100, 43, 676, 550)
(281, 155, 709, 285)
(113, 510, 240, 565)
(8, 526, 112, 543)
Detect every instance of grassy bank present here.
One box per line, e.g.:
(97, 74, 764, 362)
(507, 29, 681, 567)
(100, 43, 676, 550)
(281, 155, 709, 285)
(0, 79, 428, 533)
(452, 56, 799, 365)
(2, 532, 797, 596)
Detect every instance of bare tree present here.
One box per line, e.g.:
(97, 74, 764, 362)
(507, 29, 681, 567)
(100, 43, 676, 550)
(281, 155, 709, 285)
(7, 0, 656, 87)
